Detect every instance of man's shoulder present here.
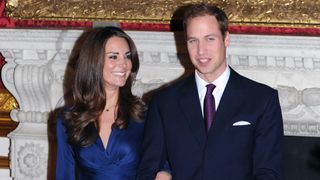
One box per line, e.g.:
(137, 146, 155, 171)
(231, 69, 277, 94)
(148, 74, 194, 102)
(158, 74, 194, 94)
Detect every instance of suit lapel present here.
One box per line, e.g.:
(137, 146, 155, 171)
(208, 68, 245, 138)
(178, 74, 207, 149)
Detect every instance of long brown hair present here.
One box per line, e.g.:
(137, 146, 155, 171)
(64, 26, 145, 147)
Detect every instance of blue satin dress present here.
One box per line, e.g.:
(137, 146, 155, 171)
(56, 115, 144, 180)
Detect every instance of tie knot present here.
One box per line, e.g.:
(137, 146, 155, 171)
(206, 84, 216, 94)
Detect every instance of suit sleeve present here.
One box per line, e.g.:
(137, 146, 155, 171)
(253, 90, 284, 180)
(56, 116, 76, 180)
(137, 95, 168, 180)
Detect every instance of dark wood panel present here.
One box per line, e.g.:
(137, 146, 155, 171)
(284, 136, 320, 180)
(0, 156, 9, 169)
(0, 119, 18, 137)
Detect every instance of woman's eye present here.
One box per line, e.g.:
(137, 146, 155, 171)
(108, 55, 118, 60)
(125, 53, 132, 60)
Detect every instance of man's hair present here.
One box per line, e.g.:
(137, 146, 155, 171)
(183, 3, 229, 38)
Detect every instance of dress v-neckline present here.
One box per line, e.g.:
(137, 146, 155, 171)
(98, 128, 115, 152)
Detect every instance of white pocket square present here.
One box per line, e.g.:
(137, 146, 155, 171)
(232, 121, 251, 126)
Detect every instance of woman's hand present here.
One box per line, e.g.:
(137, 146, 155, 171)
(155, 171, 171, 180)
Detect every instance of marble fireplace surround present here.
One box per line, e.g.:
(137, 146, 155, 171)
(0, 29, 319, 179)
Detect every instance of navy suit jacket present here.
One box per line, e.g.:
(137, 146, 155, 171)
(137, 68, 283, 180)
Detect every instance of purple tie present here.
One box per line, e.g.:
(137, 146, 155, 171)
(204, 84, 216, 132)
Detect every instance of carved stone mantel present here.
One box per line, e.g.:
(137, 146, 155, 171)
(0, 29, 319, 179)
(0, 29, 80, 180)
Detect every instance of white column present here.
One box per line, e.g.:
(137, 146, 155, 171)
(0, 29, 82, 180)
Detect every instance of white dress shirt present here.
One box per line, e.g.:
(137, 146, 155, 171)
(195, 66, 230, 116)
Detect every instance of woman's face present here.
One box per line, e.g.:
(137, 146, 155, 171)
(103, 36, 132, 90)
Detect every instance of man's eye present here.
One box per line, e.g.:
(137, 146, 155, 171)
(188, 39, 196, 44)
(207, 37, 215, 41)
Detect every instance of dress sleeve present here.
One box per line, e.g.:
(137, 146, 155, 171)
(56, 115, 76, 180)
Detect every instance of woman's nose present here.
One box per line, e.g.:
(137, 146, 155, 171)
(118, 56, 128, 67)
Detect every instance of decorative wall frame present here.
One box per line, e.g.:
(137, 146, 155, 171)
(0, 88, 18, 129)
(6, 0, 320, 28)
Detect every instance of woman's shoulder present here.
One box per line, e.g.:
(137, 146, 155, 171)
(55, 109, 66, 128)
(55, 106, 73, 128)
(129, 117, 144, 126)
(127, 117, 145, 132)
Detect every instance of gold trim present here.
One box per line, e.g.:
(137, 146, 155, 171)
(0, 89, 18, 122)
(6, 0, 320, 28)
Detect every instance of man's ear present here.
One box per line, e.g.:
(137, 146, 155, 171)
(224, 31, 230, 47)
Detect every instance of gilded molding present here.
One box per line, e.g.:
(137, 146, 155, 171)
(0, 89, 18, 121)
(6, 0, 320, 27)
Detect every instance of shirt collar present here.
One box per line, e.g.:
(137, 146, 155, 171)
(195, 66, 230, 95)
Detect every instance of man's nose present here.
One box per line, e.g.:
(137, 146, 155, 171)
(197, 41, 206, 55)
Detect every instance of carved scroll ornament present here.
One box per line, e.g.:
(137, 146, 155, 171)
(6, 0, 320, 27)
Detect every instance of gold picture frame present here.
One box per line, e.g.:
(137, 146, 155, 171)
(6, 0, 320, 28)
(0, 88, 18, 136)
(0, 89, 18, 121)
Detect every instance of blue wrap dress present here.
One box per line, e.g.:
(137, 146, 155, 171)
(56, 114, 144, 180)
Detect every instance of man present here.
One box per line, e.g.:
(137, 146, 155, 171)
(137, 3, 283, 180)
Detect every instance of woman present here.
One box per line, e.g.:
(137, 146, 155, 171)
(56, 27, 170, 179)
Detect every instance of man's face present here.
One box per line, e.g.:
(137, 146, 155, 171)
(186, 14, 230, 82)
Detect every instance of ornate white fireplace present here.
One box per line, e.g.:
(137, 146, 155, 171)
(0, 29, 319, 179)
